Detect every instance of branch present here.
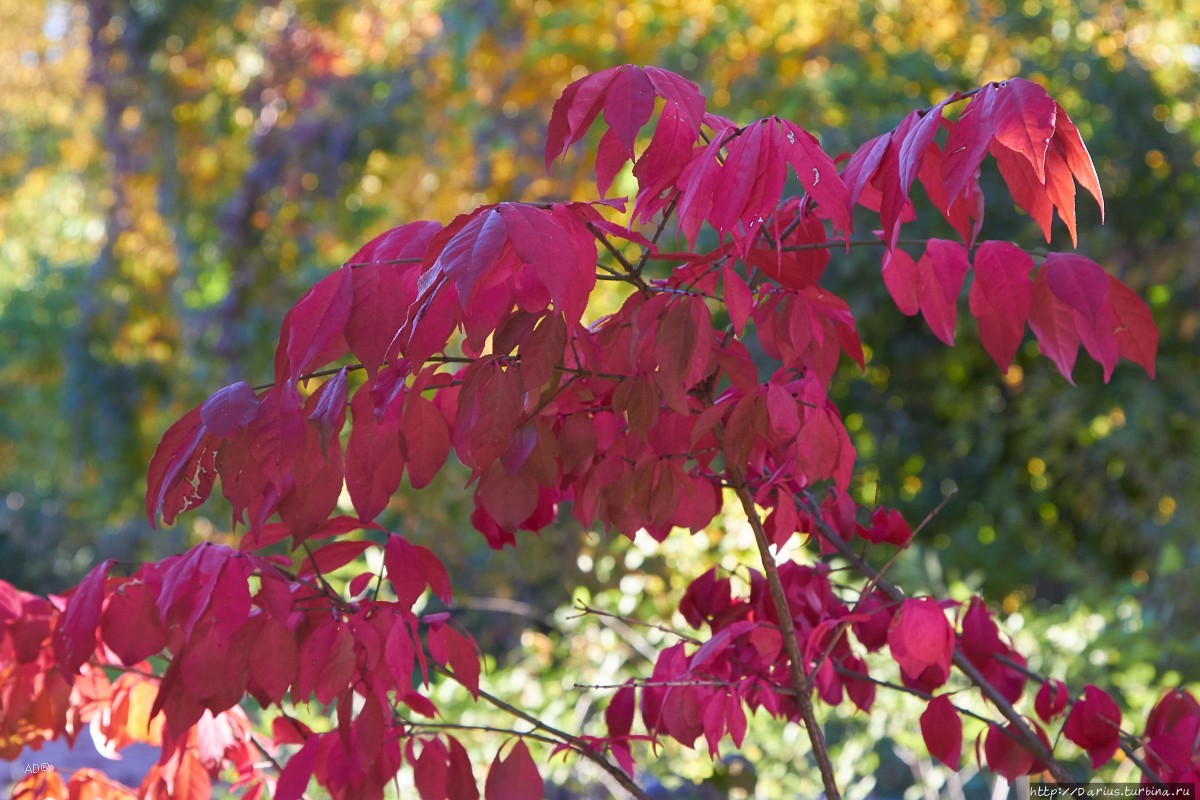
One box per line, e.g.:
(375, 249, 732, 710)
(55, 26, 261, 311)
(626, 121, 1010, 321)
(728, 471, 843, 800)
(992, 655, 1166, 784)
(797, 492, 1076, 784)
(344, 257, 424, 268)
(251, 353, 628, 393)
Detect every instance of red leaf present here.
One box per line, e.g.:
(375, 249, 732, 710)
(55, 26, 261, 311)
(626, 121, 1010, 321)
(146, 404, 218, 526)
(200, 382, 260, 438)
(545, 64, 704, 178)
(721, 263, 752, 335)
(519, 312, 567, 393)
(988, 78, 1057, 183)
(455, 361, 521, 470)
(298, 620, 355, 705)
(765, 382, 801, 439)
(708, 121, 780, 240)
(248, 616, 298, 705)
(1028, 267, 1080, 383)
(447, 736, 481, 800)
(887, 597, 953, 689)
(278, 266, 353, 384)
(307, 367, 349, 452)
(702, 692, 726, 755)
(403, 395, 450, 489)
(918, 140, 985, 247)
(863, 507, 913, 548)
(385, 534, 451, 611)
(1044, 253, 1109, 325)
(1063, 684, 1122, 768)
(346, 382, 405, 521)
(882, 249, 921, 317)
(1050, 103, 1104, 221)
(632, 102, 699, 222)
(918, 239, 970, 345)
(920, 694, 963, 768)
(275, 417, 345, 543)
(545, 68, 622, 169)
(852, 589, 895, 652)
(484, 740, 542, 800)
(680, 118, 850, 248)
(501, 205, 587, 322)
(428, 622, 481, 699)
(476, 463, 539, 532)
(274, 736, 319, 800)
(603, 66, 655, 157)
(725, 693, 747, 747)
(968, 241, 1034, 370)
(942, 84, 999, 204)
(1035, 679, 1069, 722)
(897, 104, 947, 195)
(984, 722, 1048, 780)
(605, 683, 635, 738)
(1107, 275, 1158, 378)
(347, 224, 437, 377)
(54, 558, 113, 676)
(414, 738, 450, 800)
(100, 580, 166, 665)
(779, 119, 852, 234)
(594, 129, 627, 198)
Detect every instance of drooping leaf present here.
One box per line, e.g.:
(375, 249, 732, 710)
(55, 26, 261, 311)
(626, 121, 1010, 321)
(414, 738, 450, 800)
(403, 394, 451, 489)
(968, 241, 1034, 370)
(1028, 267, 1080, 383)
(200, 382, 260, 438)
(1063, 684, 1123, 768)
(385, 534, 451, 611)
(346, 382, 405, 522)
(146, 405, 218, 527)
(53, 558, 113, 677)
(484, 740, 542, 800)
(1107, 275, 1158, 377)
(277, 265, 353, 385)
(274, 736, 319, 800)
(887, 597, 953, 689)
(545, 64, 704, 180)
(920, 694, 963, 768)
(983, 722, 1048, 780)
(344, 221, 438, 378)
(428, 622, 481, 699)
(1035, 679, 1069, 722)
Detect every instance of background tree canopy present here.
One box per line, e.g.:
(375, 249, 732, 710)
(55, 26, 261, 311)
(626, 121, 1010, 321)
(1, 0, 1197, 794)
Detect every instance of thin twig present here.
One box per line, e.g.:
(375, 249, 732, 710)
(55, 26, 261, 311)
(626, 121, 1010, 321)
(572, 600, 702, 645)
(587, 223, 636, 273)
(398, 719, 562, 748)
(912, 489, 958, 536)
(432, 665, 652, 800)
(631, 195, 678, 278)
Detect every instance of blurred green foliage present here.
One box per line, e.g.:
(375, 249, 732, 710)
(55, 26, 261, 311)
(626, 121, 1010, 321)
(1, 0, 1197, 794)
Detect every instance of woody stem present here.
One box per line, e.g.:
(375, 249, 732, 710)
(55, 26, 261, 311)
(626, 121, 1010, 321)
(728, 470, 843, 800)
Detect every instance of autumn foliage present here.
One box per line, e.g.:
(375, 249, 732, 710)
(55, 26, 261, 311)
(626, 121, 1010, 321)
(3, 64, 1190, 799)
